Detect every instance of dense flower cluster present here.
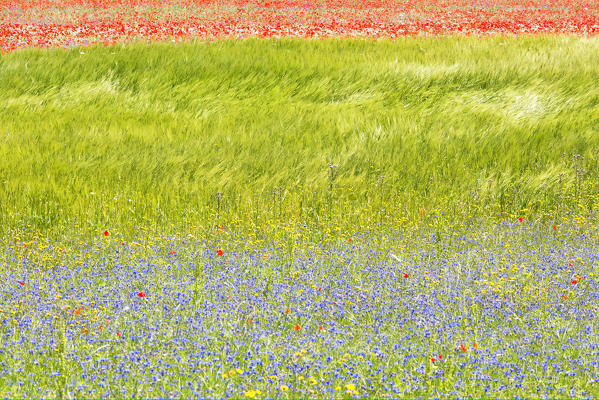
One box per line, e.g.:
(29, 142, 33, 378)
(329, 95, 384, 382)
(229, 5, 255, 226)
(1, 0, 598, 52)
(0, 219, 598, 397)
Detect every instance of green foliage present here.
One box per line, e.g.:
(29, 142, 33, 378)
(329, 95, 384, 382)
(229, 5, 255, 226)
(1, 36, 598, 234)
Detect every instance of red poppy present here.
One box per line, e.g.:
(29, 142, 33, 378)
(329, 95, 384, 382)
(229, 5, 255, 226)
(169, 251, 176, 255)
(403, 273, 409, 279)
(571, 279, 578, 284)
(2, 0, 598, 54)
(217, 249, 224, 256)
(473, 342, 477, 349)
(75, 306, 84, 316)
(438, 355, 443, 359)
(319, 325, 323, 330)
(104, 230, 109, 236)
(348, 238, 353, 242)
(552, 225, 557, 230)
(138, 291, 147, 297)
(17, 281, 24, 286)
(460, 343, 467, 352)
(294, 324, 301, 331)
(518, 217, 523, 222)
(431, 357, 436, 362)
(285, 308, 290, 314)
(116, 332, 122, 338)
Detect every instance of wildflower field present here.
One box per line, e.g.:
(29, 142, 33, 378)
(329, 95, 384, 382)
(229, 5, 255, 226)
(1, 0, 599, 399)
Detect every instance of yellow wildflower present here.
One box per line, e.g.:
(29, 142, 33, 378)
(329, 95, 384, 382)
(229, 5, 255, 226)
(245, 390, 261, 399)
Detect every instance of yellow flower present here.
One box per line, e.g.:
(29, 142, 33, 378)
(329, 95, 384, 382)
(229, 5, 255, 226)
(346, 383, 356, 391)
(245, 390, 261, 398)
(280, 385, 289, 391)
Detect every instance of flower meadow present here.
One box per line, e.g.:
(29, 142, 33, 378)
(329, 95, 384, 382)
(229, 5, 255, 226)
(2, 0, 599, 398)
(1, 0, 599, 52)
(1, 215, 599, 398)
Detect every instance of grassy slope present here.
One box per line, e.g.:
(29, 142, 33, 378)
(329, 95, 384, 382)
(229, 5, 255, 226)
(1, 36, 599, 232)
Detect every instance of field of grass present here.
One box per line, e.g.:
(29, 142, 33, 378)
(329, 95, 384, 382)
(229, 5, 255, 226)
(2, 36, 599, 235)
(1, 36, 599, 399)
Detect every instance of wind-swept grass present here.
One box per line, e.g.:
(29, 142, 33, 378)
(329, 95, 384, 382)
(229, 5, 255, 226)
(1, 35, 599, 399)
(1, 36, 599, 234)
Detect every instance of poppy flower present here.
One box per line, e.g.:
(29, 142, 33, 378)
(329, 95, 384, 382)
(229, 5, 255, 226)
(17, 281, 24, 286)
(552, 225, 557, 230)
(104, 230, 109, 236)
(116, 332, 122, 338)
(438, 355, 443, 359)
(460, 343, 467, 352)
(571, 279, 578, 284)
(403, 273, 409, 278)
(518, 217, 523, 222)
(294, 324, 301, 331)
(138, 291, 147, 298)
(217, 249, 224, 256)
(431, 357, 436, 362)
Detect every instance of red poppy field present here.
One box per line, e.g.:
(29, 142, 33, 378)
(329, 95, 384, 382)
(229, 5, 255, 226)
(1, 0, 598, 52)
